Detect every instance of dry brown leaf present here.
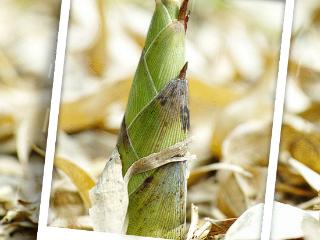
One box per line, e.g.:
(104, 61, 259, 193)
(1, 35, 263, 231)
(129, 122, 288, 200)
(296, 66, 320, 103)
(54, 157, 95, 209)
(222, 120, 271, 166)
(189, 77, 242, 109)
(85, 0, 108, 76)
(299, 103, 320, 125)
(211, 96, 272, 157)
(188, 162, 251, 186)
(281, 123, 320, 173)
(288, 157, 320, 192)
(59, 78, 131, 132)
(0, 114, 14, 141)
(216, 173, 248, 218)
(206, 218, 237, 240)
(0, 199, 39, 239)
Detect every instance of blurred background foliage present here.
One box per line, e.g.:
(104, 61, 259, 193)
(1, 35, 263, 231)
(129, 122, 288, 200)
(0, 0, 60, 239)
(275, 0, 320, 210)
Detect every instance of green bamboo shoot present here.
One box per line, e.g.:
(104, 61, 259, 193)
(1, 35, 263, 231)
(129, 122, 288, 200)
(117, 0, 191, 238)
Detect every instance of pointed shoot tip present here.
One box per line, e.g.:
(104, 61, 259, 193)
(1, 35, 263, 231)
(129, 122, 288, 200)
(178, 0, 189, 20)
(178, 62, 188, 79)
(178, 0, 190, 32)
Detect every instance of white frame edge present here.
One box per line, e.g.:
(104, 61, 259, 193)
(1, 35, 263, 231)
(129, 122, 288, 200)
(261, 0, 295, 239)
(38, 227, 158, 240)
(37, 0, 71, 238)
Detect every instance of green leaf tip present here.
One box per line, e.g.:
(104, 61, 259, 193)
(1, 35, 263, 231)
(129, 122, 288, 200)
(159, 0, 181, 19)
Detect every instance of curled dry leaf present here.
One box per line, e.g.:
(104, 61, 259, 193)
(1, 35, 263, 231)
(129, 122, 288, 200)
(288, 157, 320, 192)
(296, 66, 320, 103)
(299, 103, 320, 125)
(211, 95, 272, 158)
(206, 218, 237, 240)
(59, 78, 131, 132)
(186, 204, 199, 240)
(85, 0, 108, 76)
(222, 120, 271, 166)
(54, 157, 95, 209)
(223, 202, 320, 240)
(302, 215, 320, 240)
(0, 200, 39, 238)
(283, 120, 320, 165)
(216, 120, 270, 217)
(89, 149, 128, 234)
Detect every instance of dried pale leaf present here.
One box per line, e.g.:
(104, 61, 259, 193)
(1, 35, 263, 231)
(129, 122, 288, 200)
(297, 66, 320, 102)
(211, 95, 272, 157)
(1, 200, 39, 230)
(298, 197, 320, 210)
(188, 162, 251, 186)
(70, 130, 117, 161)
(86, 0, 108, 76)
(217, 167, 267, 219)
(222, 120, 271, 166)
(89, 149, 128, 234)
(0, 87, 50, 164)
(50, 215, 93, 231)
(52, 190, 83, 208)
(187, 176, 219, 205)
(189, 77, 242, 108)
(235, 167, 267, 203)
(186, 204, 199, 240)
(16, 116, 35, 164)
(290, 133, 320, 173)
(0, 49, 21, 84)
(56, 131, 92, 168)
(0, 175, 23, 204)
(0, 114, 14, 141)
(59, 78, 131, 132)
(224, 203, 262, 240)
(270, 204, 320, 240)
(284, 114, 320, 135)
(49, 190, 86, 226)
(0, 137, 16, 154)
(288, 157, 320, 191)
(54, 157, 95, 209)
(224, 202, 320, 240)
(302, 215, 320, 240)
(0, 156, 23, 177)
(281, 123, 320, 173)
(191, 219, 214, 240)
(217, 173, 248, 218)
(299, 103, 320, 125)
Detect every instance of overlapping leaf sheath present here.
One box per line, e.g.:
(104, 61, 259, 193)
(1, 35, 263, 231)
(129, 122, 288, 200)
(117, 0, 190, 238)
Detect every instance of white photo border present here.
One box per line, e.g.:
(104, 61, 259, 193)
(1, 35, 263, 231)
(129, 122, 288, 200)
(261, 0, 295, 239)
(37, 0, 295, 239)
(37, 0, 71, 238)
